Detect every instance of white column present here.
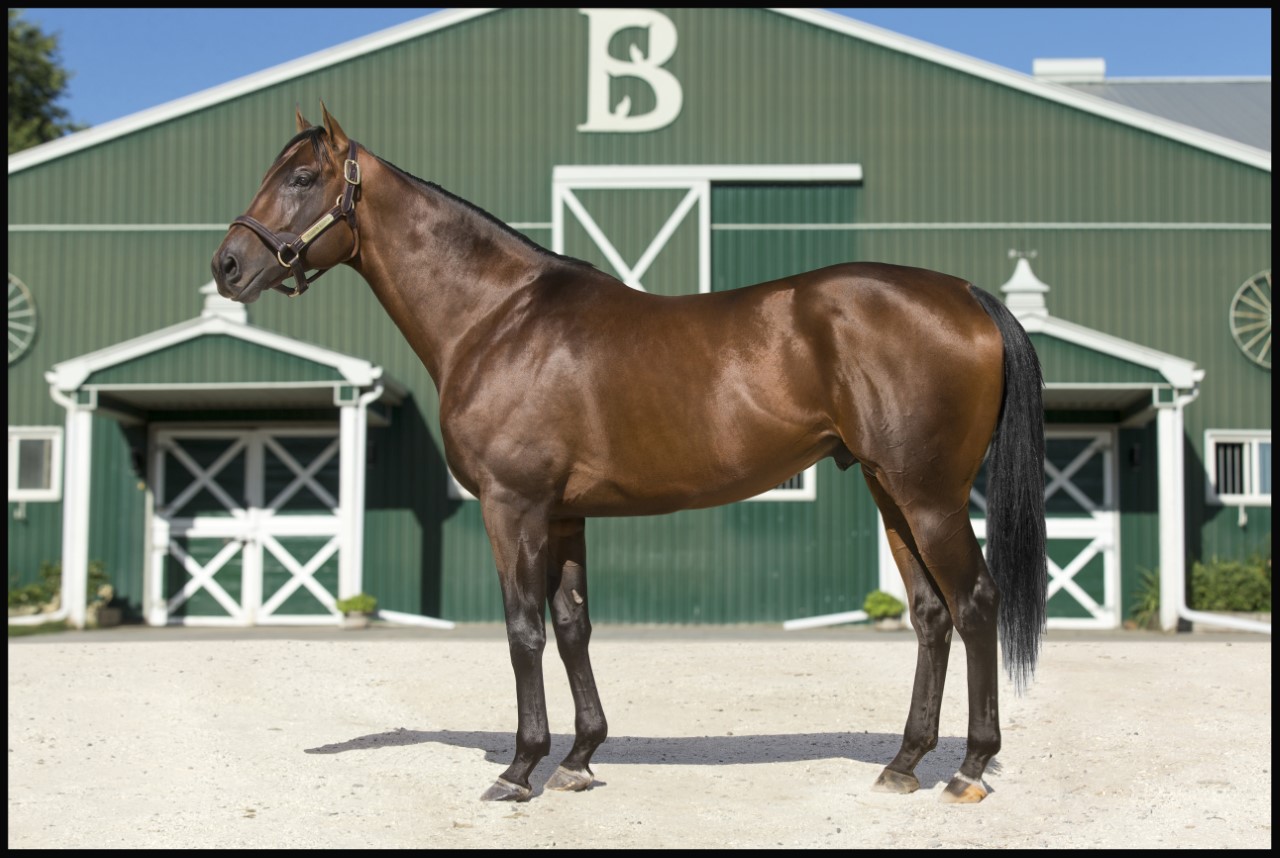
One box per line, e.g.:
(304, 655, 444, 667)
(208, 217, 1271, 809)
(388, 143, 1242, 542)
(337, 400, 360, 600)
(1156, 396, 1187, 631)
(59, 400, 95, 629)
(337, 384, 384, 600)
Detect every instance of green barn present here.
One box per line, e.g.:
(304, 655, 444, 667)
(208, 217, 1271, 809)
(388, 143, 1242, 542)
(7, 9, 1270, 631)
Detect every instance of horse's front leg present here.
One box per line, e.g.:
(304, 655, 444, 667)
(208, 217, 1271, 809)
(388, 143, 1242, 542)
(544, 517, 607, 792)
(479, 493, 553, 802)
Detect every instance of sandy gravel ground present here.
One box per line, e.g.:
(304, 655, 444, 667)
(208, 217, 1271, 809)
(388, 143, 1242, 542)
(7, 625, 1271, 849)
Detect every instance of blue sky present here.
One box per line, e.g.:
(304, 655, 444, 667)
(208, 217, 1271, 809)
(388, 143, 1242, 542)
(16, 8, 1274, 130)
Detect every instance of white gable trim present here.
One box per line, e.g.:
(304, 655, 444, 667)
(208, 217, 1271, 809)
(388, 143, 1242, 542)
(46, 314, 384, 392)
(8, 8, 1268, 176)
(1019, 313, 1203, 389)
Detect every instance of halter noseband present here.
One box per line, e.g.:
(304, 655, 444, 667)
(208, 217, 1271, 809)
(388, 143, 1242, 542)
(230, 139, 362, 298)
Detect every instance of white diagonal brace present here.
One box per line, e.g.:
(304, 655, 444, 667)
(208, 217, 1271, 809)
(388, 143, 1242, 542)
(1046, 538, 1103, 616)
(259, 534, 341, 616)
(167, 538, 244, 619)
(1044, 437, 1103, 512)
(262, 436, 340, 512)
(161, 437, 247, 518)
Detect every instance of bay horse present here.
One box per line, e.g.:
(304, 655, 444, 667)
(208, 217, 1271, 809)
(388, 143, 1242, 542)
(212, 106, 1047, 804)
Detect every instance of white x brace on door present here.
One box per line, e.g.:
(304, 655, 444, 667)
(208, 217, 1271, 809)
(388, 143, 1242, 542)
(148, 428, 343, 626)
(878, 427, 1120, 629)
(970, 428, 1119, 629)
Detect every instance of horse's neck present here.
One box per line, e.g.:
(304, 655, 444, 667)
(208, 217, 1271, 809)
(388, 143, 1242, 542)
(352, 166, 546, 386)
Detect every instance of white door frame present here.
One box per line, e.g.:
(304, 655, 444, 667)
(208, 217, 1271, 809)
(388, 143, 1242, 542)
(146, 425, 343, 626)
(551, 164, 863, 295)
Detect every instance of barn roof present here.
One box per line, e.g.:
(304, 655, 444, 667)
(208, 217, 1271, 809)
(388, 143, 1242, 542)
(7, 8, 1271, 176)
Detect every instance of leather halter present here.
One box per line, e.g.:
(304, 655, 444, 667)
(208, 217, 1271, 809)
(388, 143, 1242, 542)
(230, 139, 362, 298)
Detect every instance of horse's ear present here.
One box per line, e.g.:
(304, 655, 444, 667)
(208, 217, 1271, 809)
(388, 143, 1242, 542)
(319, 101, 350, 152)
(295, 104, 311, 133)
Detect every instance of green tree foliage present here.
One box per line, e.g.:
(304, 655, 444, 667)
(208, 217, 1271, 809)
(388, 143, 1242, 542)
(8, 9, 84, 154)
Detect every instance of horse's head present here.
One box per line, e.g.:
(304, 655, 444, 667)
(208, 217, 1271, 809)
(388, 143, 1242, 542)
(212, 104, 362, 303)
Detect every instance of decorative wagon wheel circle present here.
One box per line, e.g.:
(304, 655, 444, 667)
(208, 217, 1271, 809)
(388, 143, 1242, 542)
(8, 273, 37, 366)
(1229, 270, 1271, 370)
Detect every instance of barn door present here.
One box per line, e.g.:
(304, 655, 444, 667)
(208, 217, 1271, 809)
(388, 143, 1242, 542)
(149, 428, 342, 626)
(970, 428, 1119, 629)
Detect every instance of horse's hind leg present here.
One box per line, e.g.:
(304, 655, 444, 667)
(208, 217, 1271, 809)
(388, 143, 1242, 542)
(887, 486, 1002, 804)
(543, 517, 608, 792)
(864, 474, 955, 795)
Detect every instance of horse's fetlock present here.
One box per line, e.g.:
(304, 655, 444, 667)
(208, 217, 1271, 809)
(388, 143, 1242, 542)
(518, 729, 552, 759)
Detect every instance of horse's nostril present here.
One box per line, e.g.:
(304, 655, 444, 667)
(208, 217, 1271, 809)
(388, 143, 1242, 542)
(220, 251, 239, 279)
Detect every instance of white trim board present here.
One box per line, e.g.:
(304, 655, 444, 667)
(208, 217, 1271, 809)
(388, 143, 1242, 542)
(10, 220, 1269, 234)
(46, 313, 393, 392)
(9, 9, 1267, 175)
(1019, 312, 1203, 389)
(553, 165, 863, 184)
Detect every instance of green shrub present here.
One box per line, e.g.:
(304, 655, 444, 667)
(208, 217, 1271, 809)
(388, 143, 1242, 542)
(8, 561, 109, 610)
(335, 593, 377, 615)
(1128, 567, 1161, 630)
(863, 589, 905, 620)
(1189, 554, 1271, 612)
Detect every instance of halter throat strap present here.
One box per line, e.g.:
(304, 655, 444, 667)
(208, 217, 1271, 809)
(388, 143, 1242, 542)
(230, 138, 362, 298)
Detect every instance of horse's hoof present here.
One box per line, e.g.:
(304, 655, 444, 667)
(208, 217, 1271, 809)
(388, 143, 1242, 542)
(939, 774, 988, 804)
(545, 765, 594, 792)
(871, 768, 920, 794)
(480, 777, 533, 802)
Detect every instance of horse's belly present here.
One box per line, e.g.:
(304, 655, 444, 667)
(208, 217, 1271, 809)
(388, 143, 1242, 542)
(555, 436, 835, 517)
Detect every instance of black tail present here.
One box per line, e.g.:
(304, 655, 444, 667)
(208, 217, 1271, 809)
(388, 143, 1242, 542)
(969, 285, 1047, 692)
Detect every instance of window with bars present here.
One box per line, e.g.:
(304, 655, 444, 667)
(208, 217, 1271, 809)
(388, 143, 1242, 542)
(1205, 431, 1271, 505)
(8, 426, 63, 502)
(746, 465, 817, 501)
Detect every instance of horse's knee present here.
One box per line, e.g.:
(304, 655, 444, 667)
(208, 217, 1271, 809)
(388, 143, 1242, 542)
(506, 615, 547, 665)
(550, 573, 592, 647)
(952, 574, 1000, 638)
(909, 589, 953, 646)
(552, 613, 592, 651)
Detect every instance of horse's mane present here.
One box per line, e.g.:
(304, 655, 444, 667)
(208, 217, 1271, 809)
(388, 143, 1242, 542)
(373, 155, 593, 268)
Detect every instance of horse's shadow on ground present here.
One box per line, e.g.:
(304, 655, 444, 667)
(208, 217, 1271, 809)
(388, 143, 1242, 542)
(305, 729, 994, 793)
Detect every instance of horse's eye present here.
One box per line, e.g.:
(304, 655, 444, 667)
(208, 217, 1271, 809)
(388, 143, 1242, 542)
(289, 170, 315, 189)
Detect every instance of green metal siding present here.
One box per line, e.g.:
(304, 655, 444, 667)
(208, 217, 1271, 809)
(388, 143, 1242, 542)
(84, 334, 345, 386)
(6, 9, 1271, 623)
(6, 231, 244, 425)
(87, 417, 147, 619)
(6, 499, 62, 588)
(712, 184, 861, 290)
(1118, 423, 1160, 621)
(1029, 333, 1167, 386)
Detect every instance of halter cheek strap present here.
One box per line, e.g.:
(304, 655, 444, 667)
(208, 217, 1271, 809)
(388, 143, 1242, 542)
(230, 139, 362, 298)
